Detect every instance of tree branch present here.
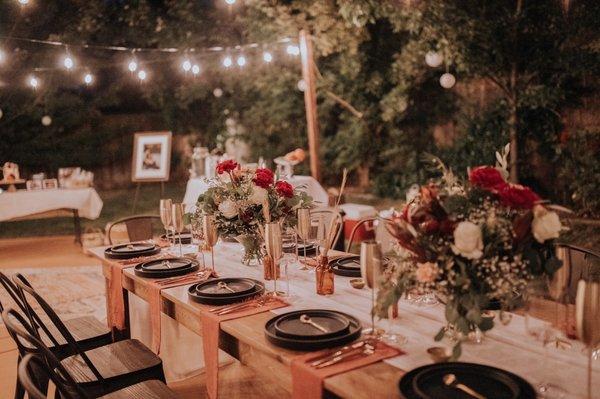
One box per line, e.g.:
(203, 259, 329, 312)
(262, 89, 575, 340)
(324, 90, 364, 119)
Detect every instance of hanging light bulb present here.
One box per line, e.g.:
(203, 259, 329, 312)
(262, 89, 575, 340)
(213, 88, 223, 98)
(28, 76, 39, 89)
(128, 59, 138, 72)
(286, 45, 300, 56)
(425, 51, 444, 68)
(191, 64, 200, 75)
(263, 51, 273, 63)
(41, 115, 52, 126)
(0, 49, 5, 64)
(222, 56, 232, 68)
(18, 0, 29, 5)
(63, 55, 74, 70)
(83, 73, 93, 85)
(225, 0, 236, 4)
(439, 72, 456, 89)
(182, 59, 192, 72)
(297, 79, 307, 92)
(137, 70, 147, 81)
(236, 55, 246, 67)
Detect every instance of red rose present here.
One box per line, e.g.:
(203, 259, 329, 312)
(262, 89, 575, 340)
(253, 168, 274, 188)
(216, 159, 239, 175)
(469, 166, 507, 192)
(275, 180, 294, 198)
(499, 184, 541, 209)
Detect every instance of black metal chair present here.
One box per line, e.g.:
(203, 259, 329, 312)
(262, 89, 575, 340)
(345, 217, 378, 253)
(555, 243, 600, 301)
(310, 209, 344, 250)
(106, 215, 162, 244)
(9, 278, 166, 397)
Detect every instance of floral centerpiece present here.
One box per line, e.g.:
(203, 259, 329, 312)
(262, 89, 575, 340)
(192, 159, 312, 264)
(375, 145, 566, 358)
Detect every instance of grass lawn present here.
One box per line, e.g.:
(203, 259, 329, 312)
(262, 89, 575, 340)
(0, 182, 187, 238)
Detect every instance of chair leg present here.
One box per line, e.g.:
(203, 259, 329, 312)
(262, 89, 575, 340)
(13, 378, 25, 399)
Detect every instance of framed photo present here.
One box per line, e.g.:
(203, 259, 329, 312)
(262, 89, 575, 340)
(43, 178, 58, 189)
(26, 179, 43, 191)
(131, 131, 172, 182)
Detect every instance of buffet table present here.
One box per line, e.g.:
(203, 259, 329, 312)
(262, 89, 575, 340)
(0, 187, 103, 243)
(88, 242, 599, 398)
(183, 175, 329, 209)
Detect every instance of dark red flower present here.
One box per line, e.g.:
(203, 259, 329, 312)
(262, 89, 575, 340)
(469, 166, 507, 192)
(253, 168, 274, 188)
(499, 184, 541, 209)
(275, 180, 294, 198)
(216, 159, 239, 175)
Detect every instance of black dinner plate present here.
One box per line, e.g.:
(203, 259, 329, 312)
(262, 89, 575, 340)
(194, 277, 257, 298)
(265, 310, 362, 351)
(161, 232, 192, 244)
(298, 243, 318, 257)
(141, 258, 193, 271)
(273, 309, 350, 340)
(110, 242, 156, 253)
(134, 258, 199, 278)
(104, 246, 161, 259)
(398, 362, 536, 399)
(332, 263, 362, 277)
(334, 256, 361, 270)
(188, 279, 265, 305)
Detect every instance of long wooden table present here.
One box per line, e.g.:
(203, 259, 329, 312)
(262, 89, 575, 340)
(89, 244, 599, 398)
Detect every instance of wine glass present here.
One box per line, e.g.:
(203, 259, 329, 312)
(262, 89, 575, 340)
(576, 279, 600, 399)
(280, 230, 298, 298)
(190, 215, 205, 268)
(171, 203, 185, 257)
(264, 222, 284, 297)
(159, 199, 173, 246)
(297, 208, 311, 270)
(202, 214, 219, 271)
(360, 240, 385, 337)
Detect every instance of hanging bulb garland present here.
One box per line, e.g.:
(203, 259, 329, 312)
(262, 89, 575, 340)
(425, 51, 443, 68)
(440, 72, 456, 89)
(41, 115, 52, 126)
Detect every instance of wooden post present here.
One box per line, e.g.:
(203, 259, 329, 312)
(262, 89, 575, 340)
(299, 30, 321, 182)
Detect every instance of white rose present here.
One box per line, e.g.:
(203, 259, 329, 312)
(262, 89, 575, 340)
(248, 186, 268, 205)
(218, 199, 238, 219)
(531, 206, 561, 243)
(451, 221, 483, 259)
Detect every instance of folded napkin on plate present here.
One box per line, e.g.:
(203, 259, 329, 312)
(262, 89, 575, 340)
(290, 340, 403, 399)
(199, 297, 289, 399)
(147, 268, 216, 353)
(107, 251, 175, 331)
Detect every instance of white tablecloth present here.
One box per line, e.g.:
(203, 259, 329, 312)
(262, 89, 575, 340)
(182, 175, 329, 209)
(0, 188, 103, 221)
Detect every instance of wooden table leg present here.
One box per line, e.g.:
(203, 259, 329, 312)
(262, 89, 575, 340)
(72, 209, 82, 245)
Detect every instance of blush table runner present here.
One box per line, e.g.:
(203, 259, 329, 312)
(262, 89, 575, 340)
(291, 341, 402, 399)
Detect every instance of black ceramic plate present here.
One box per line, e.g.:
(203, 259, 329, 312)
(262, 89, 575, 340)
(265, 310, 362, 351)
(273, 309, 350, 340)
(104, 246, 161, 259)
(110, 242, 156, 253)
(398, 362, 535, 399)
(334, 256, 361, 270)
(194, 277, 257, 298)
(161, 232, 192, 244)
(134, 261, 198, 279)
(141, 258, 193, 271)
(332, 264, 361, 278)
(188, 280, 265, 305)
(298, 243, 318, 257)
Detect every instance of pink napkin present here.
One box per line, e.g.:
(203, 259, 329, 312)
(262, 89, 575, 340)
(146, 269, 216, 354)
(198, 298, 289, 399)
(290, 340, 403, 399)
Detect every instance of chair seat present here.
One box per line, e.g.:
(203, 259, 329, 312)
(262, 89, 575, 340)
(62, 338, 163, 385)
(41, 315, 112, 354)
(101, 380, 178, 399)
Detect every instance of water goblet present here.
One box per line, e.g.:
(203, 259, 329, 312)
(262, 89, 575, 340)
(280, 230, 298, 298)
(190, 215, 206, 268)
(360, 240, 385, 337)
(171, 203, 185, 257)
(202, 214, 219, 271)
(159, 198, 172, 245)
(576, 279, 600, 399)
(297, 208, 311, 270)
(264, 222, 284, 296)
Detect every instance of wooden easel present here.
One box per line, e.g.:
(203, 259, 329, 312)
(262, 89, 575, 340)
(131, 181, 165, 214)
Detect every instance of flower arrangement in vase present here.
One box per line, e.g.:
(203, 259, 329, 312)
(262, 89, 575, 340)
(192, 159, 312, 265)
(375, 144, 567, 358)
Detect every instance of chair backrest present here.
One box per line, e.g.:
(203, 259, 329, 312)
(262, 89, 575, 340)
(11, 276, 105, 383)
(3, 309, 88, 399)
(107, 214, 162, 244)
(310, 209, 343, 249)
(0, 271, 29, 314)
(556, 243, 600, 301)
(345, 217, 378, 253)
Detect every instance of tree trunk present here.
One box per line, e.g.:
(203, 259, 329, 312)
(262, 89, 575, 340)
(357, 164, 370, 189)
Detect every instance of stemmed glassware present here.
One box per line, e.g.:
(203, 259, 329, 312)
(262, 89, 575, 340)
(264, 221, 284, 297)
(159, 199, 173, 246)
(202, 214, 219, 271)
(360, 240, 385, 337)
(296, 208, 311, 270)
(280, 230, 298, 298)
(576, 279, 600, 399)
(190, 215, 205, 268)
(171, 203, 185, 257)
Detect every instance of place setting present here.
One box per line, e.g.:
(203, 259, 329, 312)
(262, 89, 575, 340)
(134, 257, 200, 279)
(104, 241, 161, 259)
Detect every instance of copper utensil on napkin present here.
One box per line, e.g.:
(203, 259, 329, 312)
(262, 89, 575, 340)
(315, 345, 375, 369)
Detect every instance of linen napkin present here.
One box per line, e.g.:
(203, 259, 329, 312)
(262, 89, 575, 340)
(146, 268, 216, 353)
(290, 340, 403, 399)
(199, 297, 289, 399)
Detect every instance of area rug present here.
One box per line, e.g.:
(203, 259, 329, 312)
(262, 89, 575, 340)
(0, 266, 106, 324)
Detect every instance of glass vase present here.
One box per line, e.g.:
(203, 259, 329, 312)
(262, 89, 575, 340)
(235, 234, 262, 266)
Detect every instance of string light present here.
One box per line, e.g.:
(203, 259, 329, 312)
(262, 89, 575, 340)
(28, 75, 39, 89)
(225, 0, 236, 4)
(181, 59, 192, 72)
(222, 56, 232, 68)
(286, 45, 300, 56)
(18, 0, 29, 5)
(263, 51, 272, 63)
(137, 70, 147, 81)
(236, 55, 246, 67)
(191, 64, 200, 75)
(41, 115, 52, 126)
(127, 59, 138, 72)
(62, 55, 74, 70)
(0, 49, 5, 64)
(83, 73, 93, 85)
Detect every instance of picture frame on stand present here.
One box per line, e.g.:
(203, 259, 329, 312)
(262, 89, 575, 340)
(131, 131, 172, 182)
